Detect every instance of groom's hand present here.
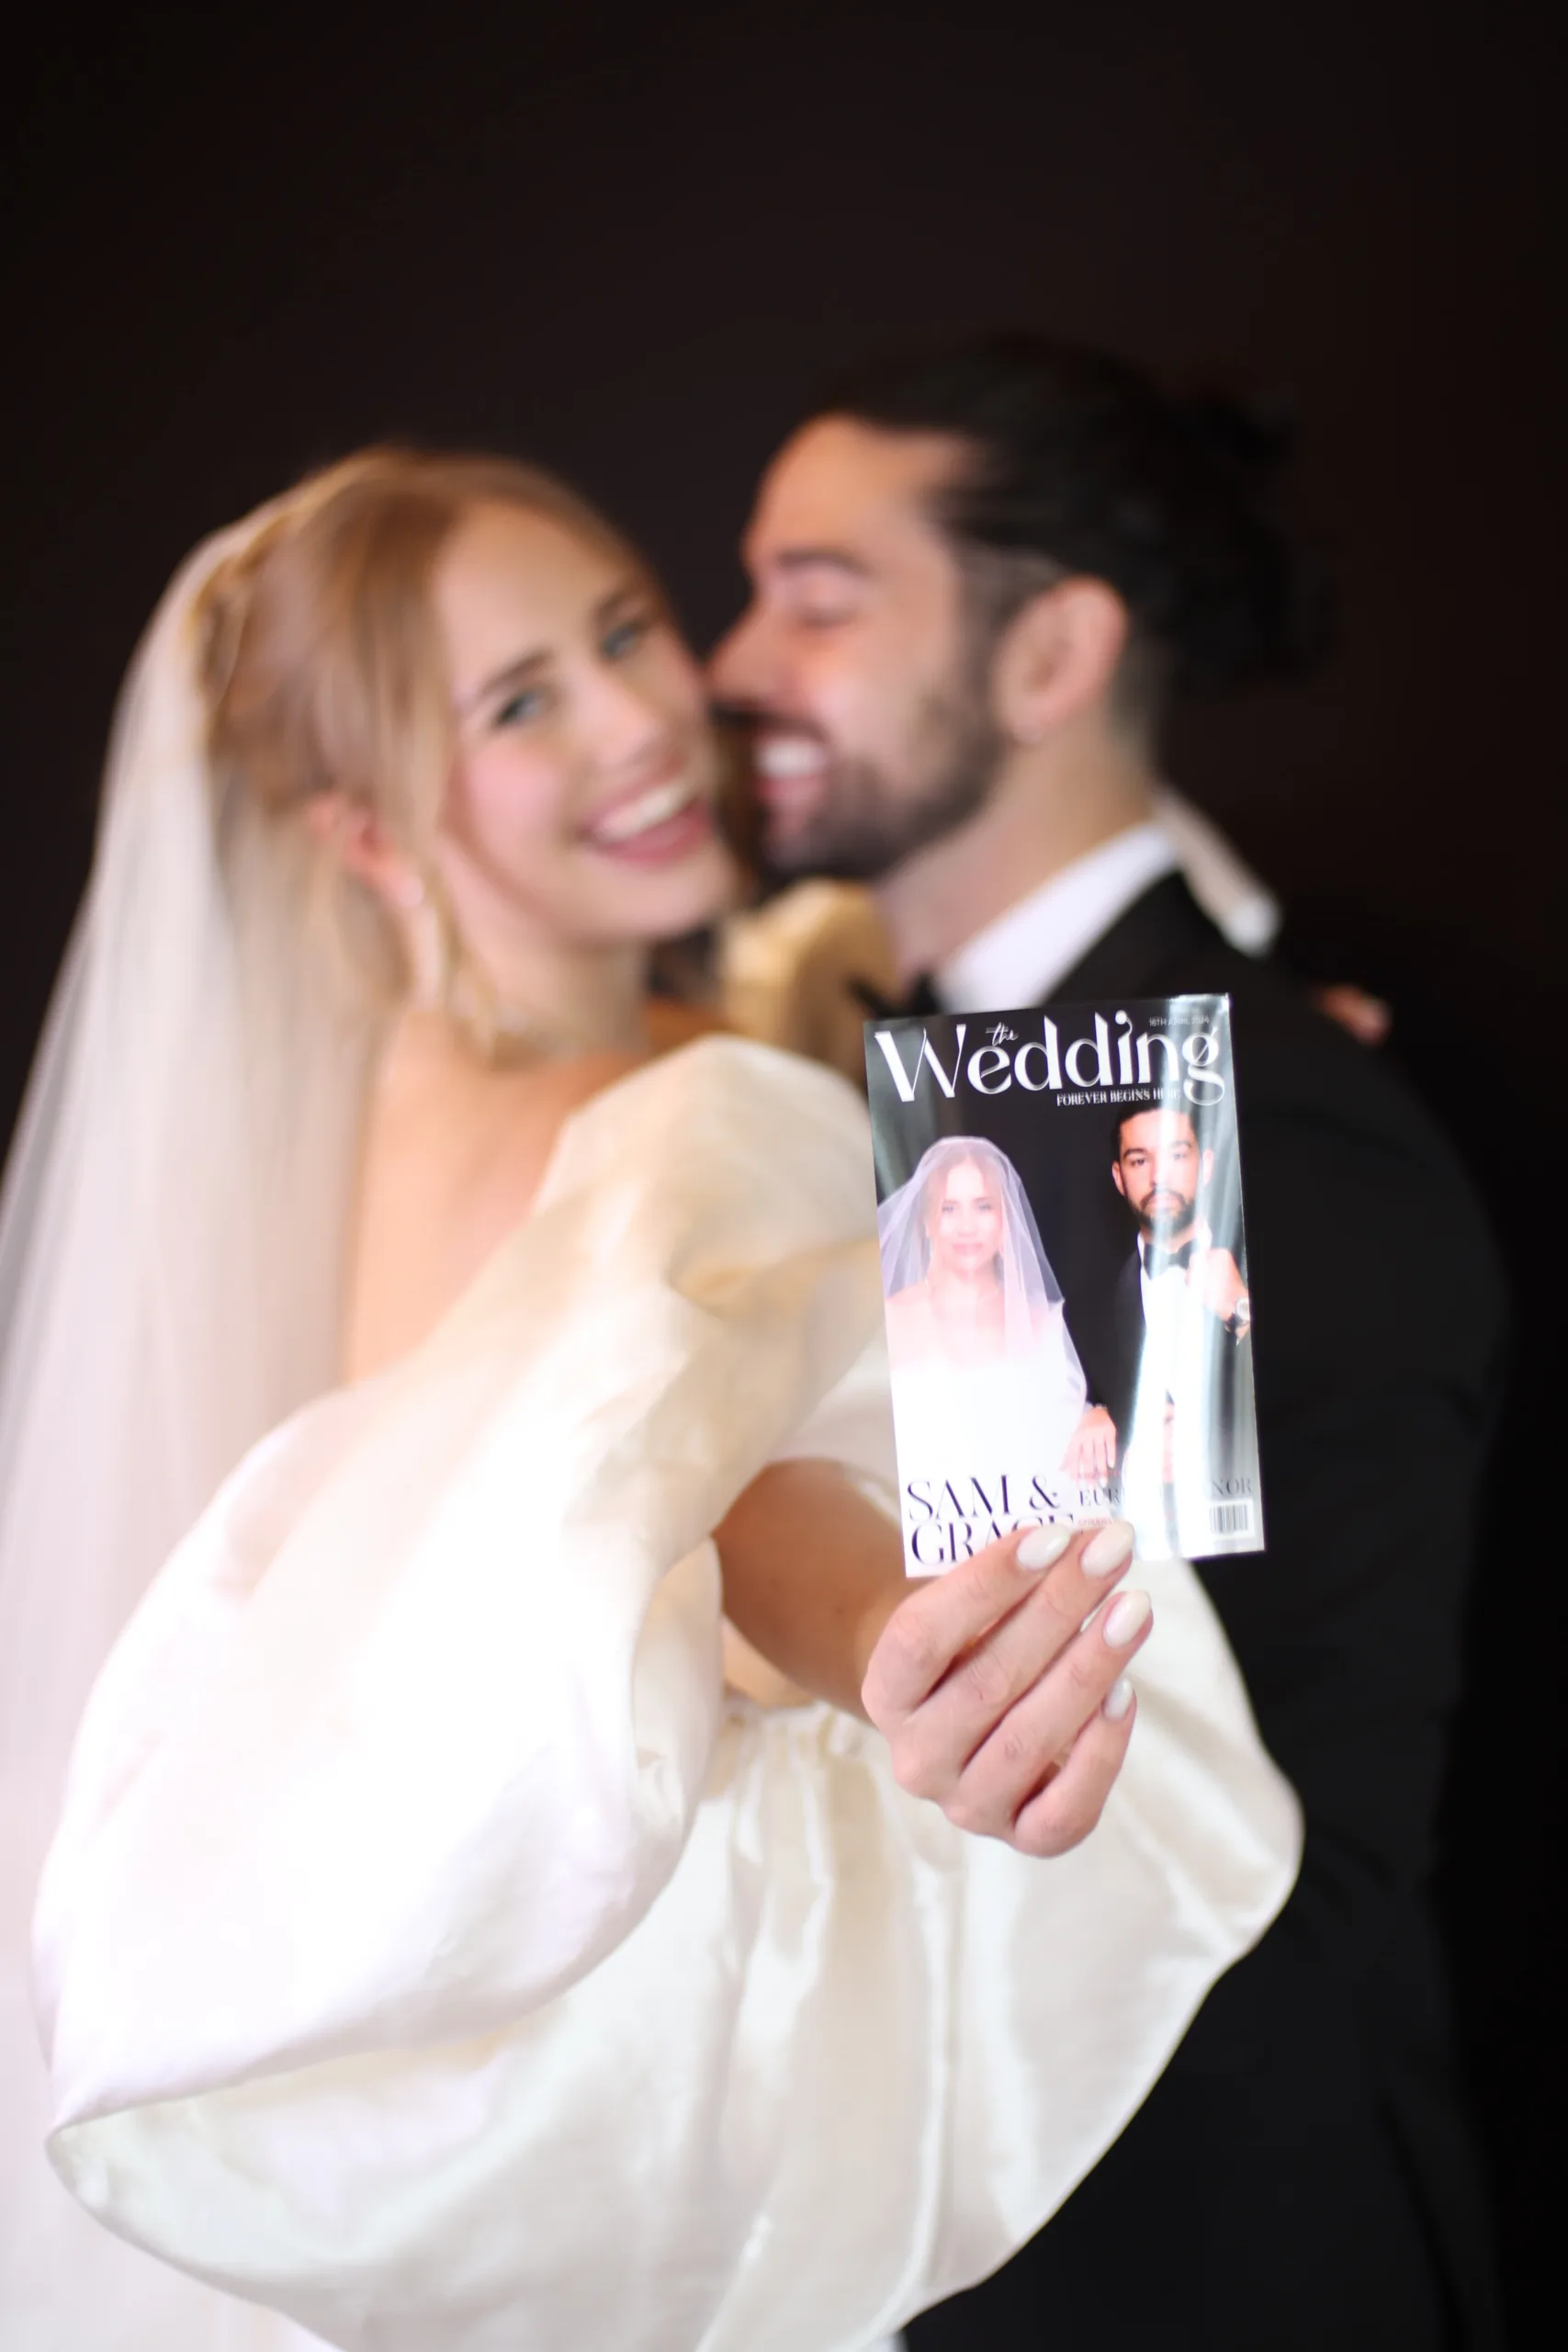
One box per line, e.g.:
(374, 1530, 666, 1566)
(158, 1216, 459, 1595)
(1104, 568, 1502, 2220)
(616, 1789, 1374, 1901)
(861, 1522, 1149, 1859)
(1062, 1402, 1118, 1480)
(1191, 1245, 1247, 1325)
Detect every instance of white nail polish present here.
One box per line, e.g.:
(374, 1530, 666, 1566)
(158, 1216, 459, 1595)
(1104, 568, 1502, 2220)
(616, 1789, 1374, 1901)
(1016, 1525, 1072, 1570)
(1082, 1520, 1135, 1576)
(1103, 1678, 1134, 1722)
(1103, 1589, 1151, 1647)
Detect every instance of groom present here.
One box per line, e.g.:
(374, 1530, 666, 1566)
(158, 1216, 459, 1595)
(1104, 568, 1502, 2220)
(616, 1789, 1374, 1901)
(1070, 1099, 1254, 1535)
(710, 335, 1507, 2350)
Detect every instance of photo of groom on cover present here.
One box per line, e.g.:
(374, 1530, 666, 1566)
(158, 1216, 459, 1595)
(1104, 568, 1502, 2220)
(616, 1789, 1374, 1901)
(1069, 1093, 1259, 1561)
(865, 991, 1262, 1570)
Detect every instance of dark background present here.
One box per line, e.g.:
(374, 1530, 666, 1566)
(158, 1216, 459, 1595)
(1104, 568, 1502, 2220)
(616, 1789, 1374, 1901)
(6, 1, 1562, 2331)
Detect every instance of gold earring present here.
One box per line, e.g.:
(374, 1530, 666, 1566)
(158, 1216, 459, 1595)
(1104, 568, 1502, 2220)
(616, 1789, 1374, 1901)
(409, 862, 557, 1069)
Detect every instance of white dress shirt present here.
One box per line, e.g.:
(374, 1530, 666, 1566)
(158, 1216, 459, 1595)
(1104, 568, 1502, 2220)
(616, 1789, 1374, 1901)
(716, 786, 1280, 1091)
(934, 790, 1280, 1013)
(937, 821, 1179, 1012)
(1138, 1224, 1216, 1385)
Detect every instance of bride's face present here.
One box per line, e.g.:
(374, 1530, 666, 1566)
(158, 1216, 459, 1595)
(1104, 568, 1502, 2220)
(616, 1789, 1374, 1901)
(430, 501, 736, 948)
(927, 1159, 1003, 1280)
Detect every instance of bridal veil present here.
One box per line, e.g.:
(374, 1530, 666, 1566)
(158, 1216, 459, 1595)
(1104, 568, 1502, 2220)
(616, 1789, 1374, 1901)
(876, 1134, 1084, 1379)
(0, 485, 372, 2345)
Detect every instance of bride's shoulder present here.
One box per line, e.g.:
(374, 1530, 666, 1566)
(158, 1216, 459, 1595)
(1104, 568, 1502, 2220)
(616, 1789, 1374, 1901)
(585, 1032, 872, 1148)
(644, 995, 724, 1054)
(538, 1035, 875, 1246)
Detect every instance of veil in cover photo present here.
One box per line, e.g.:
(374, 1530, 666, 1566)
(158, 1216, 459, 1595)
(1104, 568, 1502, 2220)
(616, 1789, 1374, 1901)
(876, 1136, 1092, 1571)
(877, 1133, 1086, 1385)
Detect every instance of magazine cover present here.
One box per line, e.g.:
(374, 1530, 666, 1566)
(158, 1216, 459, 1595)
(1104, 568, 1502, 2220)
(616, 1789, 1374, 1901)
(864, 993, 1262, 1573)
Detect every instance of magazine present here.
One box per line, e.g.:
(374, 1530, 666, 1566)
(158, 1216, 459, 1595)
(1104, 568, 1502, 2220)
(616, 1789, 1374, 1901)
(864, 993, 1263, 1574)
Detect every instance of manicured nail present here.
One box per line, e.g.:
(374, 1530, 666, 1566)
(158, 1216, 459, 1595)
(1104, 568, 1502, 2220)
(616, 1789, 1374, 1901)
(1016, 1525, 1072, 1570)
(1102, 1589, 1151, 1647)
(1103, 1678, 1135, 1722)
(1082, 1520, 1135, 1576)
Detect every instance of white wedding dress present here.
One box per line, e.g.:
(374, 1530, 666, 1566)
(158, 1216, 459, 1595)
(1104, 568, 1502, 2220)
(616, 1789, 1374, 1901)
(28, 1035, 1299, 2352)
(888, 1311, 1095, 1574)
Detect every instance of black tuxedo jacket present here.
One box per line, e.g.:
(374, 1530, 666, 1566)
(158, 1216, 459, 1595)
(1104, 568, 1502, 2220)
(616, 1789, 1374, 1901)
(908, 876, 1507, 2352)
(1069, 1242, 1253, 1514)
(1069, 1247, 1147, 1439)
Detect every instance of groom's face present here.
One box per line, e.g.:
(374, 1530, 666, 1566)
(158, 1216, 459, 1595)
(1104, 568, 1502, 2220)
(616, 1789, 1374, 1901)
(1111, 1110, 1213, 1239)
(709, 418, 1004, 879)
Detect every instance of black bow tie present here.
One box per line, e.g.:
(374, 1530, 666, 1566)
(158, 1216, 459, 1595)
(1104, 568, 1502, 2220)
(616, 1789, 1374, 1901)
(850, 973, 942, 1020)
(1144, 1238, 1197, 1278)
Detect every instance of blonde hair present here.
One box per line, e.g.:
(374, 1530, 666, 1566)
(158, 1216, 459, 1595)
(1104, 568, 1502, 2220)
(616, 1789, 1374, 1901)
(194, 446, 643, 1015)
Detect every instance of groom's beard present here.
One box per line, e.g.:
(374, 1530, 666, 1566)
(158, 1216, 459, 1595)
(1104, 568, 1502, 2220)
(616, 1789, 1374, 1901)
(759, 683, 1007, 885)
(1133, 1188, 1197, 1240)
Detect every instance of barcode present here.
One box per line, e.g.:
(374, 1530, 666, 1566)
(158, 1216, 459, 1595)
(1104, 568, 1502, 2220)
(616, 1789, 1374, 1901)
(1208, 1499, 1255, 1539)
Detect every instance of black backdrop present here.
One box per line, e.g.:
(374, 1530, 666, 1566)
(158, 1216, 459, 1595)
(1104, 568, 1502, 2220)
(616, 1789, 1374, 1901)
(7, 2, 1562, 2331)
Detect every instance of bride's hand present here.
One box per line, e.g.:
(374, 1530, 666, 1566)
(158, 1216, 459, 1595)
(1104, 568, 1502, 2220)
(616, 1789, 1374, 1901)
(860, 1522, 1149, 1859)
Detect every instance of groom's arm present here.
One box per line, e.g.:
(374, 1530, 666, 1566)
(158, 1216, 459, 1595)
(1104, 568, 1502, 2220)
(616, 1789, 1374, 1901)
(1203, 1002, 1507, 1919)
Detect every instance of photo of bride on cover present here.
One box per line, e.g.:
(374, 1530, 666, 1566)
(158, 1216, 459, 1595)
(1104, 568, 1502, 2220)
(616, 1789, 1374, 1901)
(880, 1136, 1113, 1573)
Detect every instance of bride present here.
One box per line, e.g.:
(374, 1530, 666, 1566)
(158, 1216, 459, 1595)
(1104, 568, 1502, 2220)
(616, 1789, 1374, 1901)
(0, 448, 1298, 2350)
(880, 1137, 1104, 1572)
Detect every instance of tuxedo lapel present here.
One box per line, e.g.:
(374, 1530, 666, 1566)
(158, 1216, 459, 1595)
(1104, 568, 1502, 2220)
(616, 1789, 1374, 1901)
(1107, 1251, 1146, 1437)
(1114, 1250, 1145, 1362)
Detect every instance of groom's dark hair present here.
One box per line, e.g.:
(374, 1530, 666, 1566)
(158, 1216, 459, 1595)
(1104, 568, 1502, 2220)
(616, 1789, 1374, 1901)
(804, 333, 1330, 723)
(1111, 1098, 1200, 1160)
